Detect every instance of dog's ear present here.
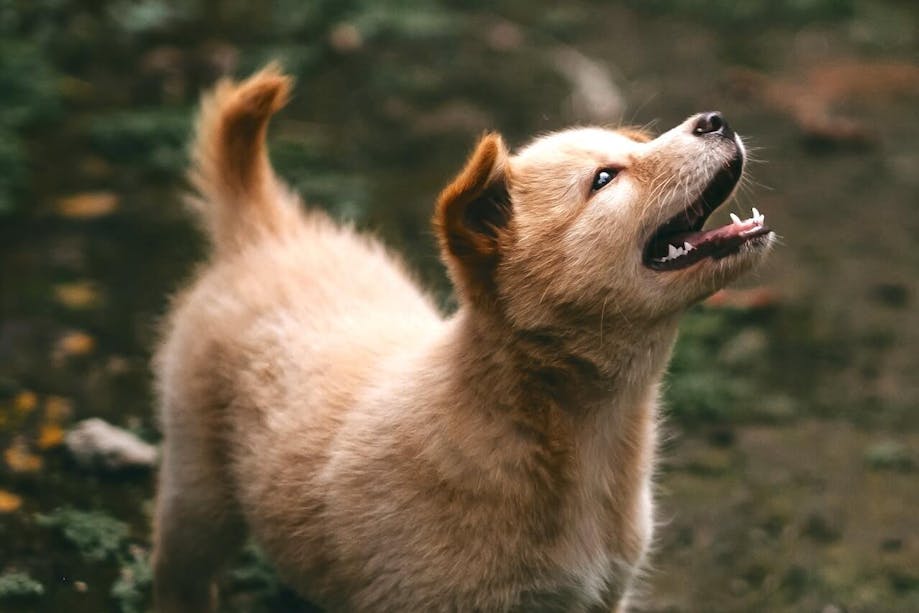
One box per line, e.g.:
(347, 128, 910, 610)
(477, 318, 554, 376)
(433, 132, 512, 304)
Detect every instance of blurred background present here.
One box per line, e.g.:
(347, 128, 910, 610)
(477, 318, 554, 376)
(0, 0, 917, 611)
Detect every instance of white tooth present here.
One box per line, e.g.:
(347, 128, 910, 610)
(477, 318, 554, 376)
(683, 241, 694, 252)
(668, 244, 679, 258)
(758, 213, 765, 225)
(730, 213, 742, 225)
(752, 207, 761, 223)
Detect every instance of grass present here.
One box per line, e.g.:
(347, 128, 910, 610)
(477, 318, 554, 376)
(0, 571, 45, 601)
(36, 507, 129, 562)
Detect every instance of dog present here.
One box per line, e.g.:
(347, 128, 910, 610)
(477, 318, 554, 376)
(152, 65, 773, 612)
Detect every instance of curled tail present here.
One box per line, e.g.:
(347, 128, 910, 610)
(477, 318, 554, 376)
(189, 63, 298, 254)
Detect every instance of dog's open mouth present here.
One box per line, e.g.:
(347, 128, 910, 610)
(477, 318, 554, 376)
(642, 155, 770, 271)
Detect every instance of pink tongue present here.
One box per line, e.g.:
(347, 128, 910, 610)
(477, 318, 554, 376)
(679, 220, 759, 249)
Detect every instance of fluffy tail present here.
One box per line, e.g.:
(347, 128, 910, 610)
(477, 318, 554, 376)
(188, 63, 298, 254)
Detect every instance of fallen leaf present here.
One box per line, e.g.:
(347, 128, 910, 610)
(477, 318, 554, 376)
(37, 423, 65, 450)
(55, 191, 118, 219)
(54, 331, 96, 360)
(14, 391, 38, 415)
(4, 442, 43, 473)
(0, 489, 23, 513)
(53, 281, 102, 309)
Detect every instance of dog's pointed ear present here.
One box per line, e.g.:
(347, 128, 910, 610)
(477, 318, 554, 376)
(433, 132, 512, 304)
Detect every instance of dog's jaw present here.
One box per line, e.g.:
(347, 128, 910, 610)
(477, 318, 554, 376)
(633, 117, 774, 304)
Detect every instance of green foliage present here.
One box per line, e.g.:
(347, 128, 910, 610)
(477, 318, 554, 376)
(0, 40, 60, 212)
(349, 1, 458, 40)
(0, 42, 59, 129)
(271, 138, 370, 222)
(107, 0, 183, 34)
(628, 0, 855, 25)
(665, 308, 779, 425)
(228, 544, 282, 594)
(36, 506, 130, 562)
(36, 507, 154, 610)
(110, 546, 153, 613)
(88, 109, 191, 176)
(264, 0, 455, 40)
(865, 441, 914, 472)
(0, 571, 45, 600)
(251, 0, 348, 39)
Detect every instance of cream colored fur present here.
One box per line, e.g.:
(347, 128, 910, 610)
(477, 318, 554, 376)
(152, 66, 772, 612)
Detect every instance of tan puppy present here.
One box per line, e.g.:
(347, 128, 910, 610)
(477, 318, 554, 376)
(152, 65, 773, 612)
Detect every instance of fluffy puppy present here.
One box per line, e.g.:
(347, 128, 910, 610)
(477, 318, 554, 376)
(152, 65, 773, 612)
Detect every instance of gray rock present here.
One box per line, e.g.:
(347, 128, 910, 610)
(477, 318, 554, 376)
(65, 418, 158, 470)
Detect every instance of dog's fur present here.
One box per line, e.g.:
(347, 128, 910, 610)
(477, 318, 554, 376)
(152, 66, 772, 612)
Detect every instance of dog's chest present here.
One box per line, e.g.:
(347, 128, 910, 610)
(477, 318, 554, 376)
(549, 496, 627, 608)
(546, 416, 655, 608)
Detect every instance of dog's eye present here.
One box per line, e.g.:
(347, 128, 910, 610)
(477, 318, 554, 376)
(591, 168, 619, 191)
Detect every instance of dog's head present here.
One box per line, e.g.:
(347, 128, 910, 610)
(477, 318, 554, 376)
(434, 113, 774, 330)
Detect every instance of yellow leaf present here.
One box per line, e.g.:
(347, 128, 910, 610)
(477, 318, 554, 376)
(14, 391, 38, 415)
(53, 281, 102, 309)
(55, 191, 118, 219)
(37, 423, 65, 450)
(54, 331, 96, 359)
(0, 489, 23, 513)
(4, 443, 43, 473)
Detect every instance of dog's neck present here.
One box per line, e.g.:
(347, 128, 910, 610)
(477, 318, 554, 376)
(436, 303, 677, 570)
(449, 304, 679, 416)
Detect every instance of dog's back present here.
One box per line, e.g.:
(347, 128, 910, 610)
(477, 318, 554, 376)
(152, 67, 442, 612)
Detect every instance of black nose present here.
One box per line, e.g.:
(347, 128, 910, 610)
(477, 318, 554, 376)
(693, 111, 734, 139)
